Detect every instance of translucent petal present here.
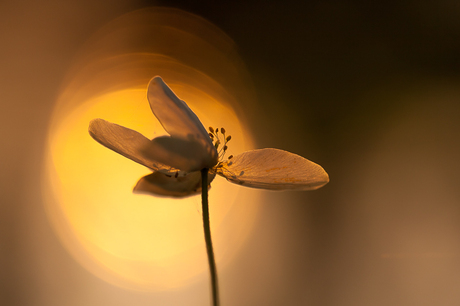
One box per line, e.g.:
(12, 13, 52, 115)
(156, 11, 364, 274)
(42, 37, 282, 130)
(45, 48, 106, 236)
(147, 76, 218, 167)
(133, 170, 216, 198)
(88, 118, 168, 171)
(216, 148, 329, 190)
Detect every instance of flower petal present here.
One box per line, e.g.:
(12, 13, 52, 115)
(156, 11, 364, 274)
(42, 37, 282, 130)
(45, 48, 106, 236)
(147, 76, 218, 167)
(88, 118, 168, 171)
(215, 148, 329, 190)
(142, 135, 218, 172)
(133, 170, 216, 198)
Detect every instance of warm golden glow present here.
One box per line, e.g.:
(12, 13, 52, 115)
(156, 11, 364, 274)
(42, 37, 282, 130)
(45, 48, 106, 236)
(42, 8, 261, 292)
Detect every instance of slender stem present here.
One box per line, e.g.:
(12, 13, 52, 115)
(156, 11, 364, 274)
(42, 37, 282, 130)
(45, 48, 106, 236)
(201, 168, 219, 306)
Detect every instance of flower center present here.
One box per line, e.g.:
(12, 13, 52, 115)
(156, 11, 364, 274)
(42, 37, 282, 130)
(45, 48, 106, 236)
(208, 126, 233, 163)
(159, 127, 234, 178)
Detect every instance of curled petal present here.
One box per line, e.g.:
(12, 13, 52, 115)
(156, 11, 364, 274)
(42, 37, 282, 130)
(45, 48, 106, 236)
(147, 76, 218, 166)
(143, 136, 218, 172)
(88, 118, 169, 171)
(215, 148, 329, 190)
(133, 170, 216, 198)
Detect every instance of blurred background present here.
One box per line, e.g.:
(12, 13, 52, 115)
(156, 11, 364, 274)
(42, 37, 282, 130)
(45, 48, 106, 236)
(2, 0, 460, 305)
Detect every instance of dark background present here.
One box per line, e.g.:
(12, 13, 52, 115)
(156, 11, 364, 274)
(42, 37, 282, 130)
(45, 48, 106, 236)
(2, 0, 460, 305)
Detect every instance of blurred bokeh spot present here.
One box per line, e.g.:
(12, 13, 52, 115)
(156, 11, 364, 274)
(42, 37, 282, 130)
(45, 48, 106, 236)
(43, 7, 261, 291)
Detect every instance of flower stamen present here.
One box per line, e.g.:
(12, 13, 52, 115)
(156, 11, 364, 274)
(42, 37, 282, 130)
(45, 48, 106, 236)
(208, 126, 233, 162)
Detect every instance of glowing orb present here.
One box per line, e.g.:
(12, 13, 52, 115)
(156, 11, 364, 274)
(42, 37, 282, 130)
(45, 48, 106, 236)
(42, 8, 261, 291)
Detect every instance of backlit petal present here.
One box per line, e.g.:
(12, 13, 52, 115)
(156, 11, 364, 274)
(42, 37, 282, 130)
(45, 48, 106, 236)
(143, 136, 218, 172)
(133, 170, 216, 198)
(147, 76, 218, 166)
(88, 118, 168, 171)
(215, 148, 329, 190)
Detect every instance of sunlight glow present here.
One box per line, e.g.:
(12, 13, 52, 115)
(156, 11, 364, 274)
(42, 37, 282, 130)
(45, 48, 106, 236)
(42, 8, 261, 291)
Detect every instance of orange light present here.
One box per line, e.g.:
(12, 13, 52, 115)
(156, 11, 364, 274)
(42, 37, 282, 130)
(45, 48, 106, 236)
(42, 8, 261, 291)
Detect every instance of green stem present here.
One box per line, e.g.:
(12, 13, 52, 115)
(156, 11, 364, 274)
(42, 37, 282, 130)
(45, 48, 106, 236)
(201, 168, 219, 306)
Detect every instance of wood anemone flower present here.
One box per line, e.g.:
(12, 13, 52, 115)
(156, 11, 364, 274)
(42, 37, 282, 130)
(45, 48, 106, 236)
(89, 76, 329, 197)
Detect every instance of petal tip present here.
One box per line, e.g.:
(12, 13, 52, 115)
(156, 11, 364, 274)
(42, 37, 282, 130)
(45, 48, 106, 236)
(309, 168, 329, 190)
(148, 76, 167, 91)
(317, 172, 330, 189)
(88, 118, 106, 140)
(88, 117, 102, 129)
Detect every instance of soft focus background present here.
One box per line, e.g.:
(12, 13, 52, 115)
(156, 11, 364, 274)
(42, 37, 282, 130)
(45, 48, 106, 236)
(2, 0, 460, 305)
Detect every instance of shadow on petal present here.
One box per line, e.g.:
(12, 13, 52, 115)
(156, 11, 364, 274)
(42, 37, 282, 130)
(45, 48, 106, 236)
(142, 136, 218, 172)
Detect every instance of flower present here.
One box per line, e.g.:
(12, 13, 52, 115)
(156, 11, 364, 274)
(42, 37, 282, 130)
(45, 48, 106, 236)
(89, 76, 329, 197)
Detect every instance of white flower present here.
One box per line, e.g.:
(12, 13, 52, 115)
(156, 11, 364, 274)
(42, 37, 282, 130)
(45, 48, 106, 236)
(89, 76, 329, 197)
